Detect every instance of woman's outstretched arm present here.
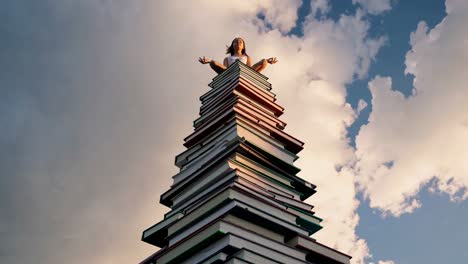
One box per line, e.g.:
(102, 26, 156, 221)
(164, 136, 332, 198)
(251, 57, 278, 72)
(198, 56, 227, 74)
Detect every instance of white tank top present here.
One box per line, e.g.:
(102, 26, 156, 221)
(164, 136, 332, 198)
(226, 55, 248, 66)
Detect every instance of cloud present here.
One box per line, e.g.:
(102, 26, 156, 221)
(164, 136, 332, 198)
(0, 1, 387, 263)
(0, 1, 181, 263)
(370, 261, 396, 264)
(357, 99, 369, 114)
(310, 0, 331, 18)
(352, 0, 392, 15)
(257, 0, 302, 33)
(355, 0, 468, 216)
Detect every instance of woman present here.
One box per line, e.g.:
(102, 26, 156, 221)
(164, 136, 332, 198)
(198, 37, 278, 74)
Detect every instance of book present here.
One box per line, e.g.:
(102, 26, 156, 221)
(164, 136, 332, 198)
(208, 60, 271, 90)
(158, 219, 311, 264)
(205, 74, 275, 104)
(168, 184, 314, 244)
(208, 63, 271, 92)
(183, 121, 297, 171)
(165, 139, 314, 209)
(230, 248, 283, 264)
(200, 76, 282, 117)
(195, 96, 285, 130)
(179, 114, 292, 169)
(185, 251, 228, 264)
(141, 212, 184, 247)
(287, 235, 351, 264)
(169, 158, 303, 215)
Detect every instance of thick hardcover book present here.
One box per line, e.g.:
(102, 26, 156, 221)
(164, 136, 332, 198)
(201, 77, 283, 117)
(208, 60, 271, 91)
(158, 220, 312, 264)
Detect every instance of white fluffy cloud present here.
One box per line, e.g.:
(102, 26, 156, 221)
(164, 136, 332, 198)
(357, 99, 369, 114)
(310, 0, 331, 17)
(0, 1, 388, 263)
(352, 0, 392, 15)
(370, 261, 396, 264)
(355, 0, 468, 216)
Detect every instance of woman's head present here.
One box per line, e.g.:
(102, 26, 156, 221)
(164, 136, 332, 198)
(226, 37, 247, 55)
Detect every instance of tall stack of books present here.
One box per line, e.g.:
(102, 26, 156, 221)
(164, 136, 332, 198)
(141, 60, 351, 264)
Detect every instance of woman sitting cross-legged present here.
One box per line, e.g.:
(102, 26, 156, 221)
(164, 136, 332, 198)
(198, 37, 278, 74)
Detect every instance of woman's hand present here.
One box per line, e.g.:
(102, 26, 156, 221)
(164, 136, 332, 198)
(267, 57, 278, 64)
(198, 56, 211, 64)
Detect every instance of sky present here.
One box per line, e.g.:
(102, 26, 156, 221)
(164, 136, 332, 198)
(0, 1, 467, 264)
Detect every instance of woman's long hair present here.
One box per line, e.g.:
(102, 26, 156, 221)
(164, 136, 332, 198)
(226, 38, 248, 56)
